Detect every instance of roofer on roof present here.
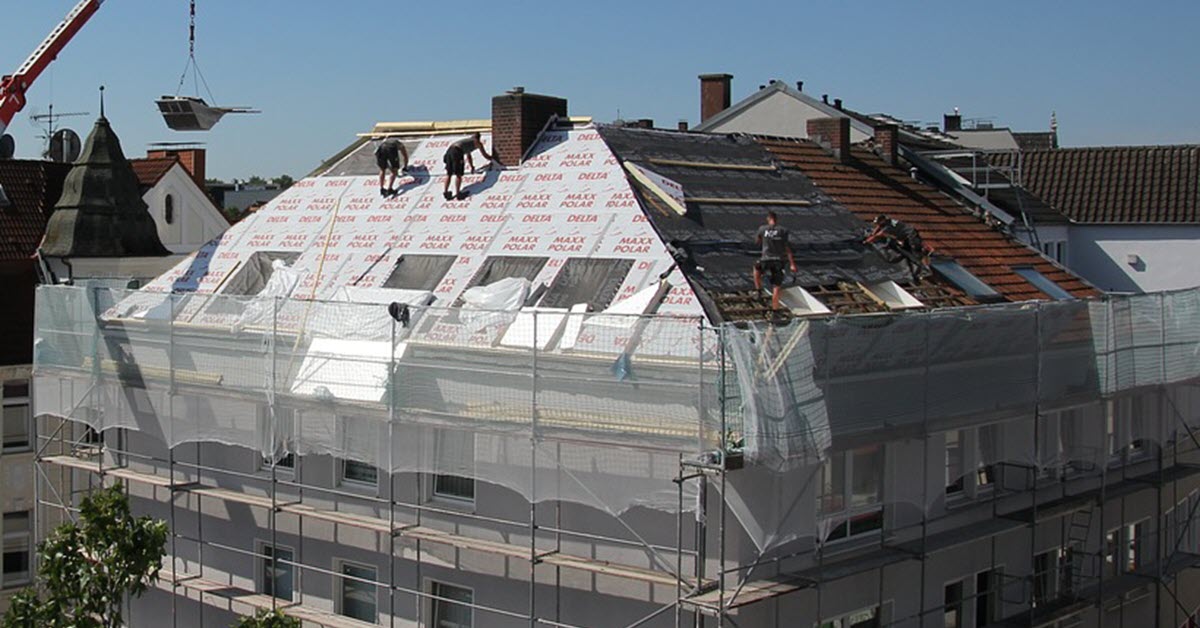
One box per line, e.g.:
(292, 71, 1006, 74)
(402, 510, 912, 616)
(865, 214, 931, 277)
(374, 138, 410, 198)
(442, 132, 494, 201)
(754, 211, 797, 310)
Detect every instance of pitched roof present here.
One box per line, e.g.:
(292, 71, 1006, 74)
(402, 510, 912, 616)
(755, 137, 1095, 302)
(129, 156, 179, 189)
(694, 81, 875, 137)
(991, 145, 1200, 224)
(0, 159, 70, 261)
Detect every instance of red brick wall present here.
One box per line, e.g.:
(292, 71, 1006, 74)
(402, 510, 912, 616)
(148, 148, 206, 187)
(490, 91, 568, 166)
(699, 73, 733, 123)
(874, 124, 899, 165)
(807, 117, 851, 163)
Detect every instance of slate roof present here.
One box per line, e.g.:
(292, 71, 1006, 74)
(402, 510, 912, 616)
(129, 156, 179, 190)
(991, 145, 1200, 224)
(0, 159, 70, 261)
(754, 136, 1095, 302)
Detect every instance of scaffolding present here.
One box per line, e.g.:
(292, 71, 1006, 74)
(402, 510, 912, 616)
(30, 284, 1200, 627)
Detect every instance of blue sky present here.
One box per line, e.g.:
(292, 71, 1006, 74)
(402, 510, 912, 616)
(3, 1, 1198, 181)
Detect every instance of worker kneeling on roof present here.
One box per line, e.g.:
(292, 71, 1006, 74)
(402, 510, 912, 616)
(442, 132, 494, 201)
(375, 138, 410, 198)
(754, 211, 798, 311)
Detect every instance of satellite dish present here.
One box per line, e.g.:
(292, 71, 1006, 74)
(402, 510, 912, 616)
(49, 128, 82, 163)
(0, 134, 14, 160)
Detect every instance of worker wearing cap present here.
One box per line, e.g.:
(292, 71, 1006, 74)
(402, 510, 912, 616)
(754, 211, 798, 310)
(442, 132, 494, 201)
(375, 138, 409, 198)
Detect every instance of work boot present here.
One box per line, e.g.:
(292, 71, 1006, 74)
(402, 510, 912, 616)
(380, 187, 388, 197)
(443, 191, 453, 201)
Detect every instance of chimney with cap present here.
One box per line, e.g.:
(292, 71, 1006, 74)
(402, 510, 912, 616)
(491, 87, 567, 166)
(874, 124, 899, 166)
(677, 120, 689, 132)
(699, 73, 733, 123)
(944, 110, 962, 132)
(807, 116, 852, 164)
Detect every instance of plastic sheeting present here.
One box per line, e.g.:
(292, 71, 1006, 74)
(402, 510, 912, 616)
(31, 285, 1200, 552)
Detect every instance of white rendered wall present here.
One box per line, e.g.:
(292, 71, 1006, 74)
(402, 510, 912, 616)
(142, 164, 229, 255)
(1068, 224, 1200, 293)
(702, 91, 871, 142)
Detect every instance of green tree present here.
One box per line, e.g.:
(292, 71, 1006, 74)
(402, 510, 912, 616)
(270, 175, 294, 190)
(2, 484, 168, 628)
(246, 175, 268, 186)
(233, 608, 301, 628)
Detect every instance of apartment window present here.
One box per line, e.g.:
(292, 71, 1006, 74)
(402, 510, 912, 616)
(945, 430, 965, 496)
(341, 460, 378, 487)
(818, 445, 883, 542)
(383, 254, 457, 291)
(164, 194, 176, 225)
(3, 380, 32, 453)
(338, 562, 377, 623)
(2, 511, 31, 588)
(1104, 530, 1119, 579)
(930, 259, 1003, 303)
(1058, 544, 1080, 597)
(944, 580, 964, 628)
(539, 258, 633, 310)
(430, 580, 474, 628)
(975, 569, 999, 627)
(1033, 550, 1055, 606)
(258, 406, 295, 472)
(260, 544, 294, 601)
(1126, 521, 1145, 572)
(431, 429, 475, 503)
(1013, 267, 1074, 301)
(819, 606, 879, 628)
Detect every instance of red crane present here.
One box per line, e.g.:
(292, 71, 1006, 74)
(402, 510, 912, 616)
(0, 0, 105, 139)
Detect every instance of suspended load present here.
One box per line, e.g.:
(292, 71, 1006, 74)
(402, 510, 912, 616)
(158, 0, 257, 132)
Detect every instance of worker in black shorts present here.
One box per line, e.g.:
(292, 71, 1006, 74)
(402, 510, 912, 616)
(442, 132, 494, 201)
(374, 138, 409, 198)
(754, 211, 798, 310)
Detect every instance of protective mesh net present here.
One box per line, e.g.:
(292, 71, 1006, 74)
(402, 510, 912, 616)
(32, 286, 1200, 552)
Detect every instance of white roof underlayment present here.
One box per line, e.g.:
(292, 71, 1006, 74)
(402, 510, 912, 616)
(131, 124, 706, 355)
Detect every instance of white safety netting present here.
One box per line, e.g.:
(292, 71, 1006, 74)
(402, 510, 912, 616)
(31, 286, 1200, 552)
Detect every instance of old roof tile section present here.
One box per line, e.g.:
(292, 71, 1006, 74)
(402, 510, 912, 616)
(0, 160, 71, 261)
(992, 145, 1200, 224)
(756, 137, 1095, 302)
(129, 156, 179, 190)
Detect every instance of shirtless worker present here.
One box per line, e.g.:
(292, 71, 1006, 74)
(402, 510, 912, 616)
(442, 132, 494, 201)
(374, 138, 409, 198)
(754, 211, 798, 310)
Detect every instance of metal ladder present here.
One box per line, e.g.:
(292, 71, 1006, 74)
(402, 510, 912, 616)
(1064, 505, 1096, 596)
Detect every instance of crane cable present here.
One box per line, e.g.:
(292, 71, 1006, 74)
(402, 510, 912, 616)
(173, 0, 218, 103)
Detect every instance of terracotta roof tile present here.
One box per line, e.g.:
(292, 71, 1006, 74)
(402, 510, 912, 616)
(0, 160, 71, 262)
(756, 137, 1096, 302)
(129, 156, 178, 189)
(992, 145, 1199, 224)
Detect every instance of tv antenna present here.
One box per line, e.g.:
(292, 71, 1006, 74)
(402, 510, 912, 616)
(30, 103, 89, 159)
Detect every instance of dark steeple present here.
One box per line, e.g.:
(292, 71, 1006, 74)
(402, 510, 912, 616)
(40, 114, 169, 257)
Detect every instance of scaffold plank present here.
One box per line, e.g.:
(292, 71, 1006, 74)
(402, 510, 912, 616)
(46, 455, 689, 590)
(159, 570, 376, 628)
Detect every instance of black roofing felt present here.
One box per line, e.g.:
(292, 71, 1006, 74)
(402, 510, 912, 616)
(596, 126, 912, 296)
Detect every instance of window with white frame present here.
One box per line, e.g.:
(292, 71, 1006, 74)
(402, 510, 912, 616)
(2, 511, 31, 588)
(944, 580, 964, 628)
(2, 380, 31, 453)
(818, 445, 883, 542)
(943, 424, 1003, 500)
(341, 460, 378, 488)
(338, 561, 377, 623)
(259, 543, 294, 601)
(431, 429, 475, 503)
(818, 605, 879, 628)
(975, 424, 999, 489)
(1125, 521, 1146, 572)
(430, 580, 474, 628)
(1103, 529, 1119, 578)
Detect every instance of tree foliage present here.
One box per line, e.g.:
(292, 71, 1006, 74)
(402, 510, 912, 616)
(2, 484, 168, 628)
(233, 608, 301, 628)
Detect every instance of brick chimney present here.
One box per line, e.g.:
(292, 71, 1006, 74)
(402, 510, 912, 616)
(491, 87, 568, 166)
(699, 73, 733, 123)
(943, 112, 962, 132)
(874, 124, 899, 166)
(148, 147, 206, 188)
(807, 116, 851, 163)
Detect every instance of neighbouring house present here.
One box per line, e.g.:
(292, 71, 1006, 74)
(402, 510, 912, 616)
(990, 145, 1200, 292)
(0, 158, 67, 615)
(130, 148, 229, 256)
(27, 87, 1200, 628)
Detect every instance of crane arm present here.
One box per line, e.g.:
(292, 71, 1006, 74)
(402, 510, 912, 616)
(0, 0, 104, 136)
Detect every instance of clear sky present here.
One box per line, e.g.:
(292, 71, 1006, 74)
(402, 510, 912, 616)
(2, 0, 1198, 181)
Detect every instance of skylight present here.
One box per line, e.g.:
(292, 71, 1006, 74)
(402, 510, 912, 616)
(930, 259, 1002, 302)
(1013, 267, 1074, 301)
(861, 281, 924, 310)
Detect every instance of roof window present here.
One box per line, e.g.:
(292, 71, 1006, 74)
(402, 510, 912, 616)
(860, 281, 924, 310)
(383, 254, 457, 291)
(1012, 267, 1074, 301)
(539, 258, 633, 311)
(778, 286, 832, 316)
(930, 259, 1003, 302)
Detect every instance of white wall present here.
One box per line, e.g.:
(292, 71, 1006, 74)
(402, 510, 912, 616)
(703, 91, 872, 142)
(142, 164, 228, 254)
(1068, 224, 1200, 293)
